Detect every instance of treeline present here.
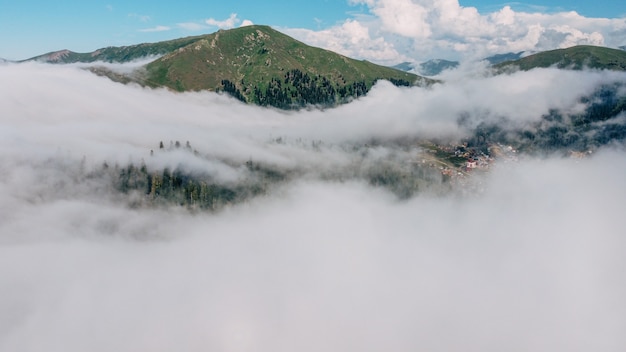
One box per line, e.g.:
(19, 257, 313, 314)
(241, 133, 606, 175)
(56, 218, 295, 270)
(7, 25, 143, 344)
(90, 140, 291, 210)
(115, 163, 244, 210)
(220, 80, 246, 102)
(91, 139, 457, 210)
(110, 159, 289, 211)
(252, 69, 369, 108)
(221, 69, 411, 109)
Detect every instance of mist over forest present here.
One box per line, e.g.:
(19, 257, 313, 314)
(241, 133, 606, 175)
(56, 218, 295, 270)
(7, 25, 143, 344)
(1, 62, 625, 351)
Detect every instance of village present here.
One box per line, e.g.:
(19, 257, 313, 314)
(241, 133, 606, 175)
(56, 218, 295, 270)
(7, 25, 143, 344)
(413, 141, 524, 192)
(419, 140, 595, 193)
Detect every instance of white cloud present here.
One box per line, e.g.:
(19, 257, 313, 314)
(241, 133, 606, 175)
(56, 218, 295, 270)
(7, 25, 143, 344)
(177, 22, 208, 31)
(139, 25, 171, 33)
(206, 13, 240, 30)
(284, 19, 407, 65)
(1, 62, 624, 154)
(1, 62, 626, 351)
(294, 0, 626, 63)
(372, 0, 432, 38)
(240, 19, 254, 27)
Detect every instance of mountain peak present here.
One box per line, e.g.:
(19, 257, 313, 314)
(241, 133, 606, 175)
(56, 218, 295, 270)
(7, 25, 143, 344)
(139, 25, 428, 108)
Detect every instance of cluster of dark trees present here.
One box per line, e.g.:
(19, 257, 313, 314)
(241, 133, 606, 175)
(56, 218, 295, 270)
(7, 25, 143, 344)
(112, 159, 294, 210)
(251, 69, 370, 108)
(387, 78, 412, 87)
(99, 140, 291, 210)
(219, 69, 411, 109)
(115, 163, 243, 210)
(97, 138, 459, 210)
(220, 79, 246, 102)
(219, 70, 414, 109)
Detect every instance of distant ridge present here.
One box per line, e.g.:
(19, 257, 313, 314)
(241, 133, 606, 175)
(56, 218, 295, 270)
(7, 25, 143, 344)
(392, 62, 414, 72)
(495, 45, 626, 71)
(483, 51, 526, 65)
(26, 35, 207, 64)
(392, 59, 459, 76)
(418, 59, 459, 76)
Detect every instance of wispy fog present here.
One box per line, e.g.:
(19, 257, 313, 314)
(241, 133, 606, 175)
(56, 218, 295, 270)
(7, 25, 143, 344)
(1, 62, 625, 351)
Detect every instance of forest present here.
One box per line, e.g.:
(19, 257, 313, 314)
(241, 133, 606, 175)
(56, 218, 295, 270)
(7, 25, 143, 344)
(463, 83, 626, 154)
(221, 69, 410, 109)
(90, 139, 453, 211)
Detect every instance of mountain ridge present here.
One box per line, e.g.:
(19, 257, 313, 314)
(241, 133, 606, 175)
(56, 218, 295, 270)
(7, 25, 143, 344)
(26, 25, 426, 109)
(141, 25, 427, 108)
(391, 59, 460, 76)
(484, 51, 526, 65)
(26, 34, 209, 64)
(495, 45, 626, 71)
(390, 46, 626, 76)
(23, 30, 626, 110)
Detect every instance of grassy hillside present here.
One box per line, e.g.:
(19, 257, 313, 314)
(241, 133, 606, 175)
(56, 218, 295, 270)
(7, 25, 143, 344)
(495, 45, 626, 71)
(142, 25, 427, 108)
(29, 25, 427, 109)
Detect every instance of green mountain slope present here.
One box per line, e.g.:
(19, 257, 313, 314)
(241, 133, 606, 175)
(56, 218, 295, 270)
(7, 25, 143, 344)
(495, 45, 626, 71)
(141, 25, 427, 108)
(28, 25, 427, 109)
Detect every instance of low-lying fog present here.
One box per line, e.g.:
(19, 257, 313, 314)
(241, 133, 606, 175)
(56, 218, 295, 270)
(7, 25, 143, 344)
(1, 62, 625, 351)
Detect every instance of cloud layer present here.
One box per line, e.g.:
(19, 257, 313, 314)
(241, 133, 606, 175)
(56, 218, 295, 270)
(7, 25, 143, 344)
(1, 63, 626, 351)
(286, 0, 626, 64)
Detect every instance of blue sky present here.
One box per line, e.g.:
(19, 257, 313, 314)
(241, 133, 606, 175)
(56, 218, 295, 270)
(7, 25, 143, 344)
(473, 1, 624, 17)
(0, 0, 624, 61)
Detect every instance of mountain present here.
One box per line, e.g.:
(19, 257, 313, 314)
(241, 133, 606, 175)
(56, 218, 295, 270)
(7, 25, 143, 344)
(620, 45, 626, 51)
(141, 25, 426, 108)
(392, 62, 414, 72)
(495, 45, 626, 71)
(418, 59, 459, 76)
(29, 25, 427, 109)
(393, 59, 459, 77)
(483, 51, 525, 65)
(392, 59, 459, 76)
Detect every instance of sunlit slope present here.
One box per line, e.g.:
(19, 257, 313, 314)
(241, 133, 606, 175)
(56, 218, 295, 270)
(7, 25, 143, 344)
(142, 25, 426, 107)
(496, 45, 626, 71)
